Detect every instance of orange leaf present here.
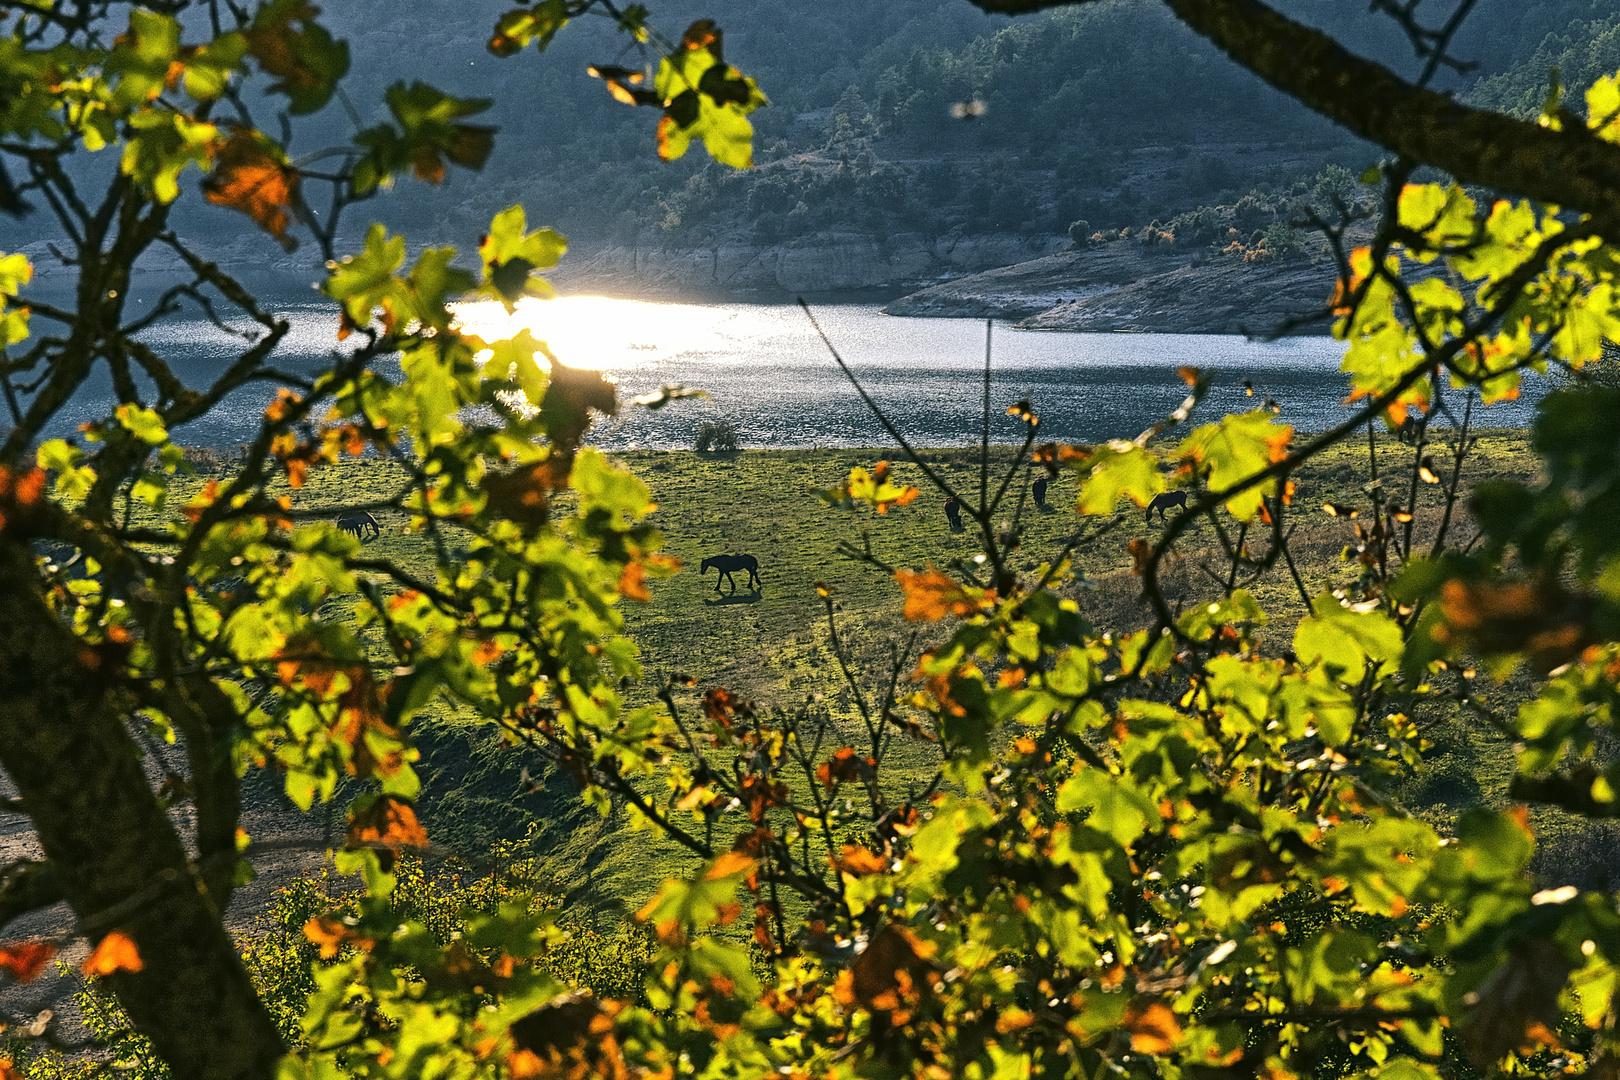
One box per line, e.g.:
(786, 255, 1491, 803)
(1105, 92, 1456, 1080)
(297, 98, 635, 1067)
(411, 144, 447, 184)
(203, 130, 300, 251)
(1123, 999, 1181, 1054)
(83, 931, 142, 976)
(264, 388, 301, 423)
(481, 461, 555, 529)
(0, 466, 48, 535)
(704, 850, 756, 881)
(182, 478, 220, 524)
(832, 846, 888, 876)
(1507, 804, 1533, 837)
(13, 467, 44, 509)
(303, 915, 352, 959)
(0, 941, 56, 981)
(618, 560, 652, 602)
(895, 567, 985, 622)
(346, 795, 428, 854)
(1129, 538, 1151, 577)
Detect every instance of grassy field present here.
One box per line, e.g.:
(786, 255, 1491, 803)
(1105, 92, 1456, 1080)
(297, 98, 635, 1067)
(187, 428, 1612, 915)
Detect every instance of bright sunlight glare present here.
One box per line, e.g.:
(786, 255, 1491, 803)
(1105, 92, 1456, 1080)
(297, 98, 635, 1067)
(452, 295, 742, 371)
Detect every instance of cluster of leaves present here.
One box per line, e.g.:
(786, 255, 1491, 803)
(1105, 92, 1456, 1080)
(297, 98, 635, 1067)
(240, 73, 1620, 1080)
(13, 837, 657, 1080)
(20, 5, 1620, 1080)
(0, 0, 754, 1075)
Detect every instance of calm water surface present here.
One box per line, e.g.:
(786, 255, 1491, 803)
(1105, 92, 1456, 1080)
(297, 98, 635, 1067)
(60, 297, 1545, 448)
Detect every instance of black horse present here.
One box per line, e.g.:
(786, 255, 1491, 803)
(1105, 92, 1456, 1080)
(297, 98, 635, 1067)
(1031, 476, 1049, 509)
(700, 553, 762, 593)
(335, 510, 381, 542)
(1145, 491, 1189, 521)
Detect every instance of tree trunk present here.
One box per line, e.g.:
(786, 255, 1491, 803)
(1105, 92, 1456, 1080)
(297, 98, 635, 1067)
(0, 539, 285, 1080)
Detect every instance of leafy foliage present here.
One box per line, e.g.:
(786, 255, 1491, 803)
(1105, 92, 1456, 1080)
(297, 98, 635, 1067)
(0, 1, 751, 1076)
(17, 7, 1620, 1080)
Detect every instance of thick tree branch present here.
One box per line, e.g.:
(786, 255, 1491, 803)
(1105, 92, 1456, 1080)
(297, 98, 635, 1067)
(970, 0, 1620, 235)
(0, 539, 284, 1080)
(0, 860, 62, 931)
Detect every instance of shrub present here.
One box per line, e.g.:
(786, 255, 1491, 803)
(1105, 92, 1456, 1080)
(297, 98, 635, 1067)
(1232, 191, 1270, 229)
(1257, 220, 1311, 260)
(1067, 219, 1091, 245)
(694, 420, 740, 452)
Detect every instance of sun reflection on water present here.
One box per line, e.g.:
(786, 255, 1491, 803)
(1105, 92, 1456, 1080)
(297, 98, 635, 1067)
(452, 295, 750, 371)
(96, 298, 1521, 451)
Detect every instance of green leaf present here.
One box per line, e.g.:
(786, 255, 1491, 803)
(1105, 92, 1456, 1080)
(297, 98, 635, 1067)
(1396, 184, 1448, 232)
(324, 224, 406, 331)
(120, 110, 218, 203)
(247, 0, 351, 115)
(636, 851, 754, 933)
(1176, 411, 1292, 521)
(1294, 595, 1404, 686)
(488, 0, 571, 55)
(1179, 590, 1266, 642)
(0, 252, 32, 348)
(651, 22, 766, 169)
(819, 461, 920, 515)
(0, 252, 31, 298)
(1368, 1058, 1444, 1080)
(477, 205, 565, 309)
(478, 329, 554, 405)
(114, 403, 168, 445)
(183, 33, 249, 101)
(1589, 72, 1620, 142)
(572, 448, 653, 519)
(36, 438, 95, 499)
(1075, 440, 1164, 515)
(106, 10, 180, 108)
(1056, 766, 1156, 847)
(353, 82, 495, 193)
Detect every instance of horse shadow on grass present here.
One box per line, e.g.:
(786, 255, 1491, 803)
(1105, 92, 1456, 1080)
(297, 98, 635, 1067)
(704, 590, 761, 607)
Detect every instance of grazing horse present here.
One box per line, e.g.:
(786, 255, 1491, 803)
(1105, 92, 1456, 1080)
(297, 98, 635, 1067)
(335, 510, 381, 542)
(943, 496, 964, 530)
(701, 553, 761, 593)
(1031, 476, 1049, 509)
(1146, 491, 1189, 522)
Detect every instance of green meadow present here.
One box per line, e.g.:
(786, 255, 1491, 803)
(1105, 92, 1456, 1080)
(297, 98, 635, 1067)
(201, 429, 1591, 913)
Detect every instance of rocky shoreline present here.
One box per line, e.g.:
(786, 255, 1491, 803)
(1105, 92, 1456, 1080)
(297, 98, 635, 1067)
(883, 244, 1344, 335)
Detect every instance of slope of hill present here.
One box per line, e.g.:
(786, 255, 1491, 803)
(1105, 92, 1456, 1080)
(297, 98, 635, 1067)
(4, 0, 1614, 306)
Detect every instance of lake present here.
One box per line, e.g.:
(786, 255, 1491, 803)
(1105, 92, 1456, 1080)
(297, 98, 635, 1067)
(56, 297, 1545, 448)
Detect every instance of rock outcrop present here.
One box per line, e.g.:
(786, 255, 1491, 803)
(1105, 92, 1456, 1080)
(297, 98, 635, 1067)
(884, 242, 1345, 334)
(1014, 257, 1340, 334)
(882, 246, 1197, 319)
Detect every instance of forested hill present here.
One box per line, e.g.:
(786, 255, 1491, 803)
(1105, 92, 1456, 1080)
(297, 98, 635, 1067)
(8, 0, 1620, 299)
(323, 0, 1620, 245)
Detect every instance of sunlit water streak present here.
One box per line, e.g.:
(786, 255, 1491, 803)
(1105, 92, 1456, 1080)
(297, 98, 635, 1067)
(47, 297, 1546, 448)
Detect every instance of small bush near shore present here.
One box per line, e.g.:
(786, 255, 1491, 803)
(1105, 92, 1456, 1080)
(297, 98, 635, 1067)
(694, 420, 740, 452)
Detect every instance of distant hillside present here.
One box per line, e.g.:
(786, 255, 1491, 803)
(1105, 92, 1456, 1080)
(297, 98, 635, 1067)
(6, 0, 1617, 301)
(1468, 9, 1620, 116)
(314, 0, 1620, 249)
